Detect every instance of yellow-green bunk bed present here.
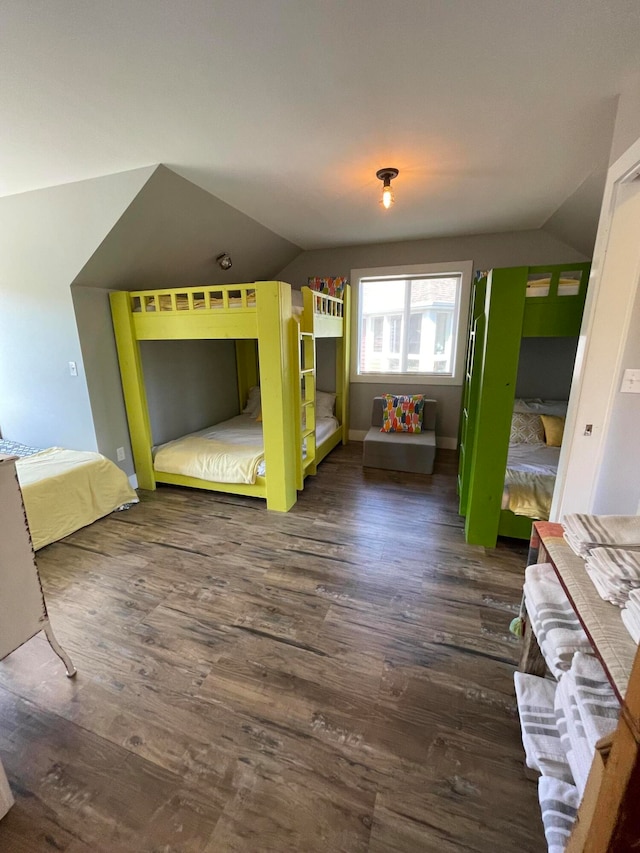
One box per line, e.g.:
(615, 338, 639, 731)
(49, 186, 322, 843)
(110, 281, 350, 512)
(458, 263, 590, 547)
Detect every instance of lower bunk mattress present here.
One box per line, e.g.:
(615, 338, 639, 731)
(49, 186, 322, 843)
(153, 414, 340, 484)
(501, 442, 560, 520)
(0, 441, 139, 550)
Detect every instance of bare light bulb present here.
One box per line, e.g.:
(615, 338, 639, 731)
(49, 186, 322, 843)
(381, 185, 394, 209)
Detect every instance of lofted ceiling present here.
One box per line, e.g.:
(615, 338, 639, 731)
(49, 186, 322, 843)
(1, 0, 639, 250)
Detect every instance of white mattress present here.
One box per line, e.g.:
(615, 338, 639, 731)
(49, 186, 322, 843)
(154, 414, 340, 481)
(501, 442, 560, 519)
(505, 442, 561, 476)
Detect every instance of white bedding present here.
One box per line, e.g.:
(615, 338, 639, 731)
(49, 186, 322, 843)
(502, 442, 560, 519)
(153, 414, 340, 483)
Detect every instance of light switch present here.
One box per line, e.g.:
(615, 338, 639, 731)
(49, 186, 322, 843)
(68, 361, 77, 376)
(620, 368, 640, 393)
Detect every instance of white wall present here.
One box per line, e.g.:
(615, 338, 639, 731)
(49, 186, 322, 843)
(0, 167, 154, 449)
(553, 117, 640, 518)
(277, 228, 587, 440)
(609, 73, 640, 165)
(592, 259, 640, 513)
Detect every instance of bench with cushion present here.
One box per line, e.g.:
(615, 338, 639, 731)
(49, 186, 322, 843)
(363, 396, 437, 475)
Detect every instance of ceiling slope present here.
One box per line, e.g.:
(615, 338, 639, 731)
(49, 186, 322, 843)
(72, 165, 301, 290)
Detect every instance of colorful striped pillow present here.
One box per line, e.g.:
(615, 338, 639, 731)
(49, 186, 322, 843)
(381, 394, 425, 433)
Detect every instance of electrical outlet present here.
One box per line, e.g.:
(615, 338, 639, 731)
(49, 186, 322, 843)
(116, 447, 125, 462)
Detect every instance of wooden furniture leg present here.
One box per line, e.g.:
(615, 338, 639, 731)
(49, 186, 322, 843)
(43, 622, 76, 678)
(518, 617, 547, 678)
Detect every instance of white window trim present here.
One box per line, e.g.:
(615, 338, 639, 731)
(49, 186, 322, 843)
(350, 260, 473, 386)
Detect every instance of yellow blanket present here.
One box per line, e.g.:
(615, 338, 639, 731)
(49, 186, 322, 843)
(154, 436, 264, 484)
(505, 470, 555, 520)
(16, 448, 138, 550)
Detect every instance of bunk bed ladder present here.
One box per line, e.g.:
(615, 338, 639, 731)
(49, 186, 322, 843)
(298, 329, 317, 486)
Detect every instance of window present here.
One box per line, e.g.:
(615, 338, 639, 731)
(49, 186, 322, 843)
(372, 317, 383, 352)
(351, 261, 473, 385)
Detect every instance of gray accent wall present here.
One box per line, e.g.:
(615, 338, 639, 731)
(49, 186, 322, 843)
(315, 338, 337, 395)
(73, 165, 300, 292)
(516, 338, 579, 401)
(277, 228, 588, 441)
(71, 165, 301, 474)
(0, 166, 154, 450)
(141, 340, 240, 447)
(72, 286, 135, 475)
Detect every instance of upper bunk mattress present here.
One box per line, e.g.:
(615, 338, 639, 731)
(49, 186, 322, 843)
(502, 442, 560, 520)
(154, 414, 339, 483)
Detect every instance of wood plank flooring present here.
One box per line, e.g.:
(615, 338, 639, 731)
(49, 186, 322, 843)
(0, 444, 544, 852)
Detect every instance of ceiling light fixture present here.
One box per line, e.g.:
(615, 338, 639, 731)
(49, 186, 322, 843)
(216, 252, 232, 270)
(376, 167, 399, 209)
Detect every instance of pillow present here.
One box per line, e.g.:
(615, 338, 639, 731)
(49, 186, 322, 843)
(242, 386, 261, 417)
(381, 394, 424, 433)
(513, 398, 568, 417)
(541, 414, 565, 447)
(307, 277, 348, 299)
(316, 390, 336, 419)
(509, 411, 545, 444)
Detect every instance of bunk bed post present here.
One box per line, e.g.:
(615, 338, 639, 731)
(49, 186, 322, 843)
(109, 291, 156, 491)
(292, 317, 305, 490)
(337, 284, 351, 444)
(235, 340, 259, 411)
(255, 281, 298, 512)
(464, 268, 527, 547)
(458, 274, 487, 515)
(301, 287, 314, 334)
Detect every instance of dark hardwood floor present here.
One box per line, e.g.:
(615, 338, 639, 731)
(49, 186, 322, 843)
(0, 444, 544, 852)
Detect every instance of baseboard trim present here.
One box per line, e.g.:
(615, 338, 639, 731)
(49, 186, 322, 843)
(349, 429, 458, 450)
(349, 429, 368, 441)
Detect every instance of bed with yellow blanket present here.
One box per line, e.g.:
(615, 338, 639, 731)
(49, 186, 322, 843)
(501, 442, 560, 520)
(1, 441, 138, 550)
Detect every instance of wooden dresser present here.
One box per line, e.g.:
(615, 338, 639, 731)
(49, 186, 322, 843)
(0, 455, 77, 819)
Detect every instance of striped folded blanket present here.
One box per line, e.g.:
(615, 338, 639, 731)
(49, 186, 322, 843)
(584, 547, 640, 606)
(538, 775, 580, 853)
(524, 563, 592, 678)
(554, 668, 593, 796)
(622, 589, 640, 643)
(621, 606, 640, 644)
(563, 513, 640, 558)
(514, 672, 573, 783)
(571, 652, 619, 748)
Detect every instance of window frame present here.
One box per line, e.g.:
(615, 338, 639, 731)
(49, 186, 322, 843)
(350, 261, 473, 386)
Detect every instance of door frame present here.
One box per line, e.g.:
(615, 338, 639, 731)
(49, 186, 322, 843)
(552, 135, 640, 519)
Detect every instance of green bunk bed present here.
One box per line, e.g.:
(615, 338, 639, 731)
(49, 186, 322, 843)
(458, 262, 590, 547)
